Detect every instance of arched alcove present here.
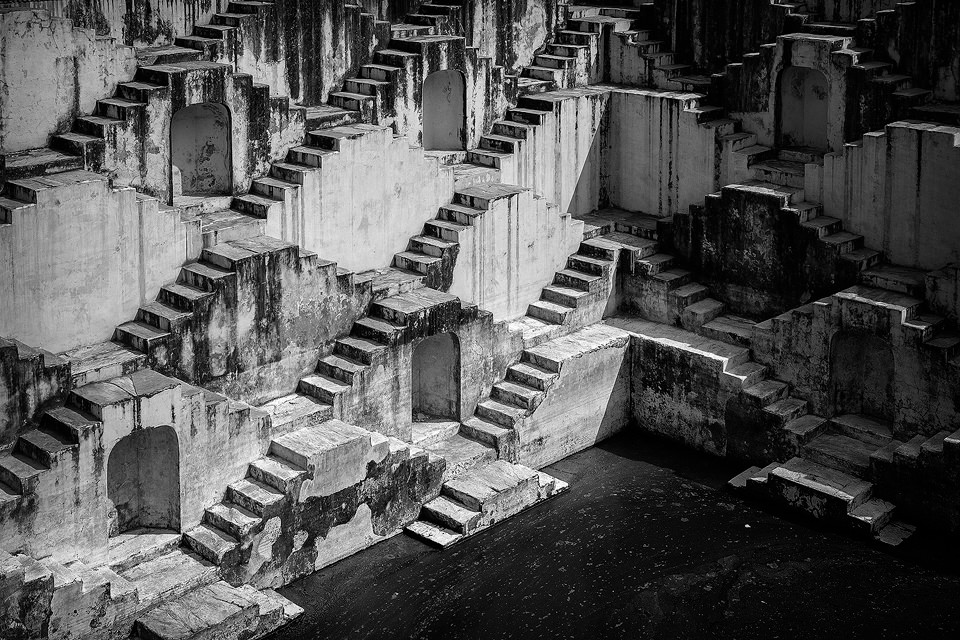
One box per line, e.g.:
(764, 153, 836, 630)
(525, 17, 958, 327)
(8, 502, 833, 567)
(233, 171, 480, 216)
(412, 332, 461, 420)
(830, 331, 896, 421)
(422, 70, 467, 151)
(107, 426, 181, 535)
(777, 66, 830, 151)
(170, 102, 232, 199)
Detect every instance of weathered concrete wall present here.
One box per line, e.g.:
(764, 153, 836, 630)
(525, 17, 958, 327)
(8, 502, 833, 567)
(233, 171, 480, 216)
(0, 550, 52, 640)
(448, 187, 583, 321)
(612, 317, 748, 457)
(0, 369, 270, 565)
(148, 239, 364, 408)
(235, 431, 443, 589)
(290, 126, 454, 273)
(505, 87, 610, 216)
(753, 290, 960, 439)
(0, 174, 190, 354)
(823, 122, 960, 272)
(606, 88, 730, 219)
(0, 9, 136, 153)
(0, 340, 71, 447)
(0, 0, 223, 44)
(516, 323, 631, 469)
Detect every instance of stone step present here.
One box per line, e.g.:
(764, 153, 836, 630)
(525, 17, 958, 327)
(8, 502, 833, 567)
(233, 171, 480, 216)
(334, 335, 388, 364)
(351, 316, 405, 345)
(204, 502, 261, 541)
(490, 380, 542, 412)
(554, 268, 603, 293)
(476, 399, 527, 428)
(541, 284, 590, 308)
(424, 433, 497, 481)
(766, 456, 874, 521)
(849, 497, 896, 536)
(227, 477, 285, 518)
(15, 427, 75, 467)
(742, 379, 789, 407)
(114, 320, 170, 353)
(680, 297, 724, 330)
(316, 354, 367, 383)
(420, 495, 482, 534)
(527, 299, 573, 325)
(763, 397, 809, 424)
(405, 520, 462, 548)
(247, 455, 307, 494)
(459, 417, 517, 461)
(0, 451, 45, 495)
(181, 523, 239, 565)
(432, 460, 567, 539)
(804, 433, 875, 478)
(133, 580, 260, 640)
(260, 393, 333, 433)
(119, 550, 218, 610)
(828, 414, 893, 447)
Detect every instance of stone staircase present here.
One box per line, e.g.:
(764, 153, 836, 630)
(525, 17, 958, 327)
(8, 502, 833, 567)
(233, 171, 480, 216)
(730, 410, 922, 547)
(717, 24, 932, 141)
(181, 418, 417, 569)
(406, 459, 568, 547)
(567, 2, 707, 91)
(0, 369, 262, 513)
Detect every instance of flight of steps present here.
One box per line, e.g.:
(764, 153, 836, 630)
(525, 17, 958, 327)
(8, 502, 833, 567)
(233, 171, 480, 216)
(730, 412, 918, 547)
(181, 418, 413, 570)
(716, 16, 932, 138)
(721, 144, 883, 277)
(0, 371, 258, 513)
(108, 237, 325, 399)
(406, 459, 568, 547)
(293, 274, 467, 425)
(565, 2, 706, 91)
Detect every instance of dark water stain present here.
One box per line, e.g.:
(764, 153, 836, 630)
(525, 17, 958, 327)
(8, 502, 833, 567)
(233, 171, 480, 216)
(269, 431, 960, 640)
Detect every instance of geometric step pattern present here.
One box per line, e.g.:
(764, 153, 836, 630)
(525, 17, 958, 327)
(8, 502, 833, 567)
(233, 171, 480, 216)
(405, 459, 568, 548)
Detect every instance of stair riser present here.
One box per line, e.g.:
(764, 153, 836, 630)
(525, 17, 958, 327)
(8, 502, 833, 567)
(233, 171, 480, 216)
(528, 303, 571, 325)
(505, 368, 553, 391)
(492, 122, 529, 139)
(491, 387, 539, 412)
(541, 288, 584, 308)
(567, 256, 610, 276)
(553, 272, 600, 293)
(297, 378, 343, 405)
(333, 341, 381, 365)
(475, 405, 519, 428)
(203, 509, 256, 541)
(316, 361, 360, 384)
(226, 486, 284, 519)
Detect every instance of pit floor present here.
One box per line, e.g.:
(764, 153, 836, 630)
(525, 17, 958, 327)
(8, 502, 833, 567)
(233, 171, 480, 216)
(269, 431, 960, 639)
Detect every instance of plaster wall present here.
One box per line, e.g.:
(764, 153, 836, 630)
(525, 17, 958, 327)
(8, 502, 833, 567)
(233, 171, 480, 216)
(0, 177, 190, 354)
(516, 323, 631, 469)
(448, 188, 582, 321)
(0, 9, 136, 153)
(295, 126, 454, 272)
(753, 292, 960, 439)
(606, 88, 725, 218)
(823, 121, 960, 271)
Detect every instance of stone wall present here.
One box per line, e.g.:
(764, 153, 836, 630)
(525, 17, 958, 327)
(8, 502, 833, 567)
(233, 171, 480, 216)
(0, 9, 137, 153)
(0, 175, 188, 354)
(448, 187, 583, 321)
(823, 121, 960, 272)
(0, 340, 71, 447)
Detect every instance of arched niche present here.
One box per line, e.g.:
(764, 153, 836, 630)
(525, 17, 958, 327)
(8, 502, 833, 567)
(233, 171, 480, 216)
(777, 66, 830, 152)
(829, 331, 896, 421)
(107, 425, 181, 535)
(422, 70, 467, 151)
(170, 102, 232, 200)
(412, 332, 461, 420)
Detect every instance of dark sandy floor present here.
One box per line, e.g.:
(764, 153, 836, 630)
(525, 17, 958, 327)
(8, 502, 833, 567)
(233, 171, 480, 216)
(270, 431, 960, 640)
